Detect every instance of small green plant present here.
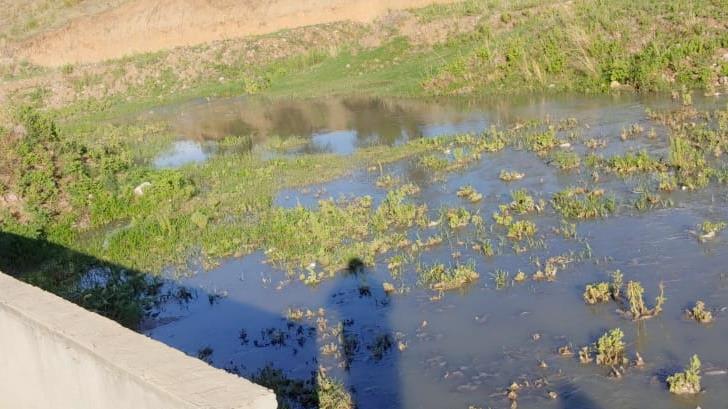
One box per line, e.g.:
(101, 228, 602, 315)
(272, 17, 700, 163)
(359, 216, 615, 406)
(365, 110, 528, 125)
(445, 207, 472, 229)
(507, 219, 537, 241)
(456, 185, 483, 202)
(550, 150, 581, 170)
(583, 282, 612, 304)
(699, 220, 726, 240)
(595, 328, 627, 367)
(667, 355, 701, 395)
(625, 281, 665, 320)
(552, 187, 616, 219)
(607, 150, 665, 174)
(418, 262, 479, 291)
(476, 239, 496, 257)
(492, 269, 509, 289)
(687, 301, 713, 324)
(492, 205, 513, 226)
(317, 368, 354, 409)
(509, 189, 541, 214)
(499, 169, 524, 181)
(526, 129, 558, 152)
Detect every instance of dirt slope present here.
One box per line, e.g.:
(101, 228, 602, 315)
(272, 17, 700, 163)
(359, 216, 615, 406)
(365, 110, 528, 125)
(14, 0, 454, 66)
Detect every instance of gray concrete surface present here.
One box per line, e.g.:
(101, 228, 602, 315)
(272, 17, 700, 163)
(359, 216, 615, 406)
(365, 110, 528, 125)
(0, 272, 277, 409)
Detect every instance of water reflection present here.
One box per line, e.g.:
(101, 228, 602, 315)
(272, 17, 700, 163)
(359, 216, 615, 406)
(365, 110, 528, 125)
(138, 93, 720, 158)
(153, 140, 208, 168)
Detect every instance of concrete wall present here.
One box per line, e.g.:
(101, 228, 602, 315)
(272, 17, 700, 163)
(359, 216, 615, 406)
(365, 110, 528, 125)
(0, 272, 277, 409)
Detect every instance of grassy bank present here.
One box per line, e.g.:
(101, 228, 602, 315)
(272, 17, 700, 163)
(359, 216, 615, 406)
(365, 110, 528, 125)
(1, 0, 726, 126)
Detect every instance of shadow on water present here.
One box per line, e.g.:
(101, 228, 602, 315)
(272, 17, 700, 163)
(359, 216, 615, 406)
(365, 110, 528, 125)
(556, 383, 606, 409)
(146, 254, 402, 409)
(1, 231, 400, 408)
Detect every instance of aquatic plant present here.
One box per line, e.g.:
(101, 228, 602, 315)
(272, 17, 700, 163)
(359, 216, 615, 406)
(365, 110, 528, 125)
(492, 205, 513, 226)
(583, 282, 612, 304)
(376, 173, 399, 188)
(699, 220, 726, 241)
(667, 355, 702, 395)
(585, 138, 607, 149)
(509, 189, 541, 214)
(418, 154, 449, 171)
(595, 328, 627, 367)
(317, 368, 354, 409)
(368, 333, 394, 361)
(507, 220, 537, 241)
(456, 185, 483, 203)
(253, 365, 317, 409)
(554, 220, 577, 239)
(475, 239, 496, 257)
(499, 169, 525, 181)
(552, 187, 616, 219)
(550, 150, 581, 170)
(526, 129, 558, 152)
(657, 172, 678, 192)
(418, 262, 479, 291)
(492, 269, 509, 289)
(687, 301, 713, 324)
(633, 190, 671, 211)
(607, 150, 665, 174)
(625, 281, 665, 320)
(445, 207, 472, 229)
(669, 136, 709, 190)
(620, 123, 644, 140)
(532, 254, 573, 281)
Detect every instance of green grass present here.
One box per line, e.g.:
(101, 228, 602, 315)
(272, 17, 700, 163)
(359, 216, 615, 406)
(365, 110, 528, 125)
(418, 262, 480, 291)
(5, 0, 727, 127)
(552, 187, 616, 219)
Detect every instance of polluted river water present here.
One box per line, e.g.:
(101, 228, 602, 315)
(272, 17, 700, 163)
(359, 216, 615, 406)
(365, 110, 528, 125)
(142, 94, 728, 409)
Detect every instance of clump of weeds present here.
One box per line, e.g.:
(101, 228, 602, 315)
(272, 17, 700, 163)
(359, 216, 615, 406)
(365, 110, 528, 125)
(554, 220, 577, 239)
(620, 123, 644, 140)
(526, 129, 558, 153)
(698, 220, 726, 241)
(552, 187, 616, 219)
(667, 355, 702, 395)
(607, 150, 665, 174)
(376, 173, 400, 188)
(457, 185, 483, 203)
(445, 207, 472, 229)
(622, 281, 665, 320)
(578, 328, 630, 377)
(499, 169, 524, 181)
(507, 220, 537, 241)
(491, 269, 509, 289)
(633, 190, 672, 211)
(686, 301, 713, 324)
(549, 150, 581, 170)
(317, 368, 354, 409)
(532, 254, 573, 281)
(585, 138, 607, 149)
(583, 271, 623, 304)
(509, 189, 543, 214)
(418, 262, 479, 291)
(473, 239, 496, 257)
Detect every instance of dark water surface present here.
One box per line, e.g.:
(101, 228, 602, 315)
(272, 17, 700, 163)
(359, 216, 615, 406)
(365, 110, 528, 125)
(144, 94, 728, 409)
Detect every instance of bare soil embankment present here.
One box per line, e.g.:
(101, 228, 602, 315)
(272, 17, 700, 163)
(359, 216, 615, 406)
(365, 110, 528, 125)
(13, 0, 454, 66)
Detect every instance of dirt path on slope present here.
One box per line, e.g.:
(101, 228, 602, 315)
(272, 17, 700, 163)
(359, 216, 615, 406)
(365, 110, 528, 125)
(14, 0, 455, 66)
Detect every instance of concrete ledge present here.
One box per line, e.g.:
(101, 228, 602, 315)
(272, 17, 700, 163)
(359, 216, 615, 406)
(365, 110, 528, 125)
(0, 272, 277, 409)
